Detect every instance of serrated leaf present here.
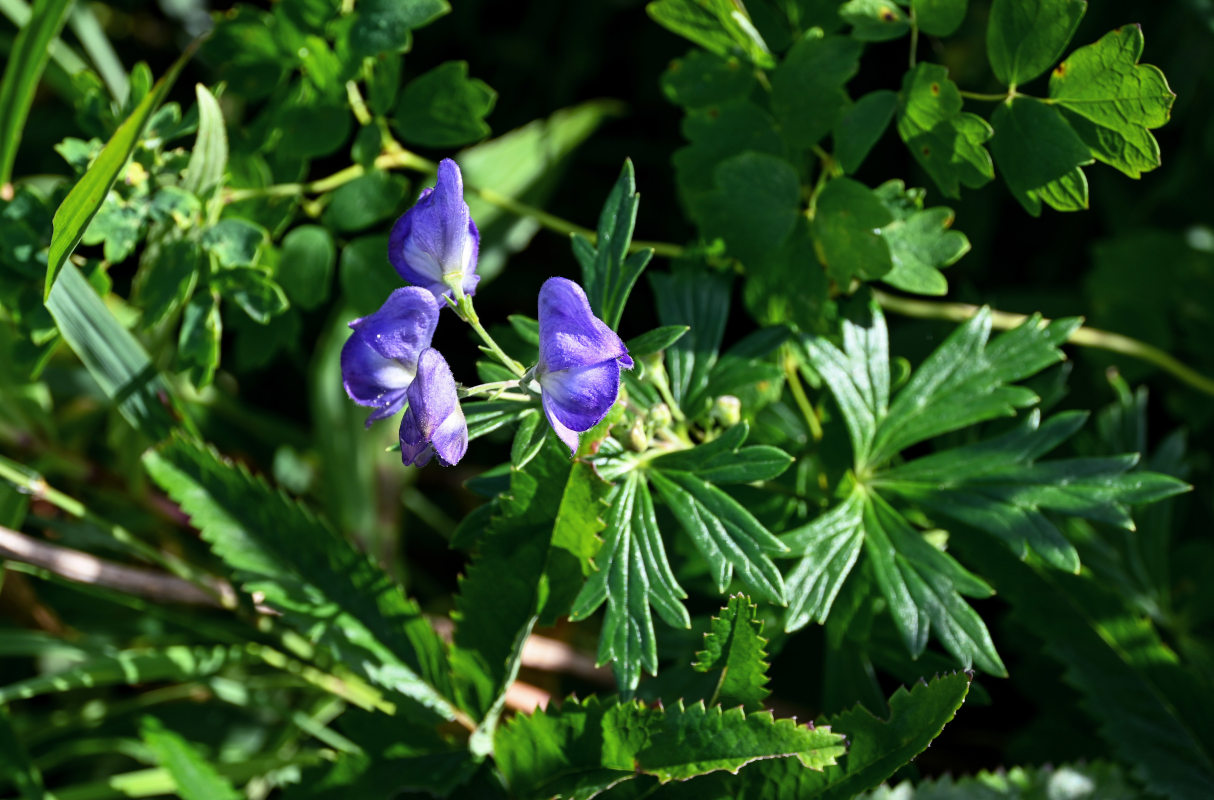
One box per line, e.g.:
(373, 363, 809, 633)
(649, 469, 787, 605)
(834, 90, 897, 175)
(142, 438, 456, 720)
(772, 34, 862, 151)
(693, 594, 772, 710)
(956, 535, 1214, 799)
(841, 0, 910, 41)
(877, 409, 1190, 572)
(0, 0, 72, 187)
(873, 180, 969, 296)
(570, 473, 689, 693)
(541, 460, 612, 625)
(913, 0, 967, 37)
(141, 717, 240, 800)
(1048, 25, 1175, 179)
(896, 63, 994, 199)
(783, 489, 866, 632)
(987, 0, 1086, 87)
(182, 83, 227, 197)
(45, 45, 193, 296)
(812, 177, 894, 285)
(495, 695, 845, 799)
(864, 760, 1138, 799)
(990, 98, 1093, 215)
(574, 160, 653, 330)
(647, 0, 776, 69)
(394, 61, 495, 148)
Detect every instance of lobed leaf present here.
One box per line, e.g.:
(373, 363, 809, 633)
(811, 177, 894, 285)
(874, 180, 969, 296)
(834, 90, 898, 175)
(896, 63, 994, 199)
(693, 594, 772, 710)
(651, 267, 731, 410)
(989, 98, 1093, 216)
(771, 34, 861, 152)
(393, 61, 496, 148)
(912, 0, 968, 38)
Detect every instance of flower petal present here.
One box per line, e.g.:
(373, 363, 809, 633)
(540, 359, 621, 435)
(399, 405, 434, 467)
(387, 160, 480, 299)
(537, 277, 629, 373)
(349, 287, 441, 363)
(400, 348, 468, 467)
(341, 334, 413, 409)
(430, 403, 468, 466)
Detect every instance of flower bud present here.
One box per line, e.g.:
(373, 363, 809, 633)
(713, 395, 742, 427)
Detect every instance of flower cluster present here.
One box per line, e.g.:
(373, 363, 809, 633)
(340, 159, 630, 466)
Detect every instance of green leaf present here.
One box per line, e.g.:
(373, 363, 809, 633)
(1048, 25, 1175, 178)
(812, 177, 894, 285)
(44, 45, 194, 297)
(865, 761, 1139, 799)
(277, 225, 336, 311)
(651, 267, 731, 409)
(177, 289, 221, 389)
(873, 179, 969, 296)
(321, 170, 408, 233)
(182, 84, 227, 198)
(661, 49, 756, 109)
(80, 195, 144, 263)
(912, 0, 968, 37)
(649, 469, 787, 605)
(45, 263, 183, 440)
(0, 705, 46, 800)
(202, 218, 267, 268)
(783, 489, 866, 632)
(0, 0, 73, 186)
(626, 325, 689, 359)
(650, 673, 971, 799)
(877, 409, 1190, 572)
(142, 438, 456, 720)
(0, 645, 245, 704)
(841, 0, 910, 41)
(896, 63, 995, 199)
(495, 696, 845, 799)
(570, 473, 689, 692)
(834, 90, 898, 175)
(862, 493, 1003, 674)
(956, 534, 1214, 799)
(693, 594, 772, 710)
(348, 0, 450, 57)
(394, 61, 496, 148)
(542, 460, 612, 624)
(696, 152, 802, 267)
(987, 0, 1086, 86)
(650, 423, 792, 484)
(771, 34, 862, 151)
(647, 0, 776, 69)
(140, 717, 240, 800)
(212, 267, 289, 323)
(338, 234, 398, 316)
(990, 98, 1093, 215)
(573, 159, 653, 330)
(136, 238, 202, 328)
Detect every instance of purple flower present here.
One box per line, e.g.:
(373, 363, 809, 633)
(341, 287, 441, 426)
(400, 348, 468, 467)
(389, 158, 480, 301)
(535, 277, 633, 454)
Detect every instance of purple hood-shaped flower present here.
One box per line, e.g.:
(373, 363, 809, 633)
(389, 158, 480, 301)
(400, 348, 468, 467)
(535, 277, 633, 454)
(341, 287, 441, 426)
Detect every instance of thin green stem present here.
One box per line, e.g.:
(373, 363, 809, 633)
(345, 80, 373, 126)
(784, 350, 823, 442)
(909, 16, 919, 69)
(958, 89, 1014, 102)
(459, 379, 523, 399)
(873, 289, 1214, 398)
(456, 296, 527, 378)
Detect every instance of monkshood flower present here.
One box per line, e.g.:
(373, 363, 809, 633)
(341, 287, 441, 426)
(388, 158, 480, 302)
(535, 277, 633, 454)
(399, 348, 468, 467)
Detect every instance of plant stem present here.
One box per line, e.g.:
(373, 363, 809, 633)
(784, 350, 824, 442)
(456, 296, 527, 378)
(872, 289, 1214, 398)
(958, 89, 1012, 102)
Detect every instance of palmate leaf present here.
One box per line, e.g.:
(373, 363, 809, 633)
(495, 695, 845, 800)
(692, 594, 771, 710)
(876, 410, 1190, 573)
(573, 159, 654, 331)
(142, 438, 456, 721)
(649, 423, 792, 485)
(570, 472, 690, 693)
(782, 490, 866, 632)
(649, 673, 971, 799)
(863, 761, 1138, 799)
(956, 535, 1214, 799)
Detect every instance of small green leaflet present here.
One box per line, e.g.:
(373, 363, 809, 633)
(573, 159, 654, 331)
(647, 0, 776, 69)
(874, 180, 969, 296)
(494, 695, 845, 799)
(812, 177, 894, 285)
(840, 0, 910, 42)
(771, 34, 861, 152)
(896, 63, 994, 199)
(912, 0, 968, 38)
(182, 83, 227, 198)
(990, 98, 1092, 216)
(834, 90, 897, 175)
(1049, 25, 1175, 179)
(693, 594, 771, 710)
(987, 0, 1086, 87)
(570, 472, 690, 693)
(393, 61, 496, 148)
